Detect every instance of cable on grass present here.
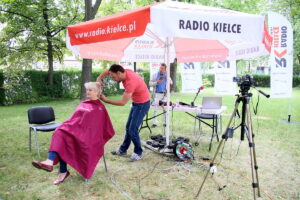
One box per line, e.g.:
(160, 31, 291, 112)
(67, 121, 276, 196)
(194, 156, 274, 200)
(110, 160, 179, 200)
(110, 150, 273, 200)
(138, 161, 166, 200)
(110, 159, 207, 200)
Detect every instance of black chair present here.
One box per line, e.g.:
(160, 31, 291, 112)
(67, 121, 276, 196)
(28, 106, 61, 158)
(193, 97, 222, 151)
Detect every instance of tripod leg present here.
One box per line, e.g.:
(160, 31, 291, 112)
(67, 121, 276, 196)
(208, 118, 214, 151)
(246, 103, 261, 199)
(195, 100, 241, 199)
(215, 115, 219, 142)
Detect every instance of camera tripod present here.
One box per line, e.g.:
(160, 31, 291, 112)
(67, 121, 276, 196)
(195, 90, 264, 200)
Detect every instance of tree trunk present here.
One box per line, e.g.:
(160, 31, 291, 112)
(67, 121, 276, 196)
(80, 59, 93, 100)
(170, 59, 177, 92)
(134, 62, 137, 72)
(46, 43, 54, 86)
(42, 0, 54, 86)
(80, 0, 102, 100)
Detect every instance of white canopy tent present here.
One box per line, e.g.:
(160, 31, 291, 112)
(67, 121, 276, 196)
(67, 1, 272, 145)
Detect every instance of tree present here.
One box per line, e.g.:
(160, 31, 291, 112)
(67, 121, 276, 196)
(80, 0, 102, 100)
(268, 0, 300, 75)
(0, 0, 82, 86)
(170, 60, 178, 92)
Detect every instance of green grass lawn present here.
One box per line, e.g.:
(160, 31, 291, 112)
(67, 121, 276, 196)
(0, 88, 299, 200)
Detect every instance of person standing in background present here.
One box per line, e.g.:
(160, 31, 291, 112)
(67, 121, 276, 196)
(149, 63, 173, 128)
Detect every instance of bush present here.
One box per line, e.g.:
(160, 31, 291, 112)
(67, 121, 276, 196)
(200, 74, 299, 88)
(92, 70, 123, 96)
(202, 74, 215, 87)
(1, 68, 299, 105)
(3, 67, 33, 104)
(1, 70, 89, 105)
(61, 70, 81, 98)
(141, 71, 150, 88)
(176, 73, 182, 92)
(293, 76, 300, 87)
(252, 74, 270, 87)
(26, 70, 61, 99)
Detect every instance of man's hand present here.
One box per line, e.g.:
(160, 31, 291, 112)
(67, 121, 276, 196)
(96, 76, 105, 87)
(97, 70, 109, 87)
(100, 94, 108, 103)
(100, 92, 131, 106)
(157, 77, 163, 83)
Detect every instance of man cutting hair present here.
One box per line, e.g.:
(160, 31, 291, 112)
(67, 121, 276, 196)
(97, 64, 150, 162)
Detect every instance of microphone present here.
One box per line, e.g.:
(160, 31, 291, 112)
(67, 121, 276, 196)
(258, 89, 270, 98)
(191, 86, 205, 107)
(197, 86, 205, 93)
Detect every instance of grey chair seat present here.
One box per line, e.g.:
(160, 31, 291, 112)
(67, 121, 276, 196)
(30, 122, 61, 131)
(196, 113, 215, 119)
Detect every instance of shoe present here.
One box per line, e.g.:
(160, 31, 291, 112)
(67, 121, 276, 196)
(151, 124, 157, 128)
(129, 153, 142, 162)
(53, 171, 70, 185)
(32, 161, 53, 172)
(111, 149, 127, 156)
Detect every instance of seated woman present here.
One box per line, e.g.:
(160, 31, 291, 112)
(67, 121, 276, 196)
(32, 82, 115, 185)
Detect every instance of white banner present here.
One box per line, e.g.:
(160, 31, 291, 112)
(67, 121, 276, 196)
(151, 1, 265, 42)
(150, 63, 160, 81)
(268, 12, 293, 98)
(119, 62, 134, 89)
(149, 63, 160, 91)
(180, 62, 202, 93)
(214, 60, 237, 95)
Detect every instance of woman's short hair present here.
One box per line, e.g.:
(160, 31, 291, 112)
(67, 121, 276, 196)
(84, 82, 102, 95)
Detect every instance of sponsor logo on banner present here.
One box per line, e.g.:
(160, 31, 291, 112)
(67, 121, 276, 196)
(269, 12, 293, 98)
(181, 62, 202, 93)
(262, 22, 273, 53)
(214, 60, 237, 95)
(132, 31, 164, 49)
(123, 29, 166, 62)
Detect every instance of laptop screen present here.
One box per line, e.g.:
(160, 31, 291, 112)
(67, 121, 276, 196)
(202, 97, 222, 109)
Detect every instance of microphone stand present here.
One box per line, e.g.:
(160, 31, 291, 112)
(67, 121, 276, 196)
(191, 89, 201, 107)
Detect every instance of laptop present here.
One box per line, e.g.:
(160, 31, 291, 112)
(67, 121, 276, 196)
(202, 97, 222, 109)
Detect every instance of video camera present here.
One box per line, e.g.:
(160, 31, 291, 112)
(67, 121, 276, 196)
(233, 74, 254, 93)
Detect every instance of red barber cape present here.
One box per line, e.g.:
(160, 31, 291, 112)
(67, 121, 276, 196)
(49, 99, 115, 179)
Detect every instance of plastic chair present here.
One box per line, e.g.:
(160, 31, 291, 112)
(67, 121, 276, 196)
(194, 97, 222, 151)
(28, 106, 61, 158)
